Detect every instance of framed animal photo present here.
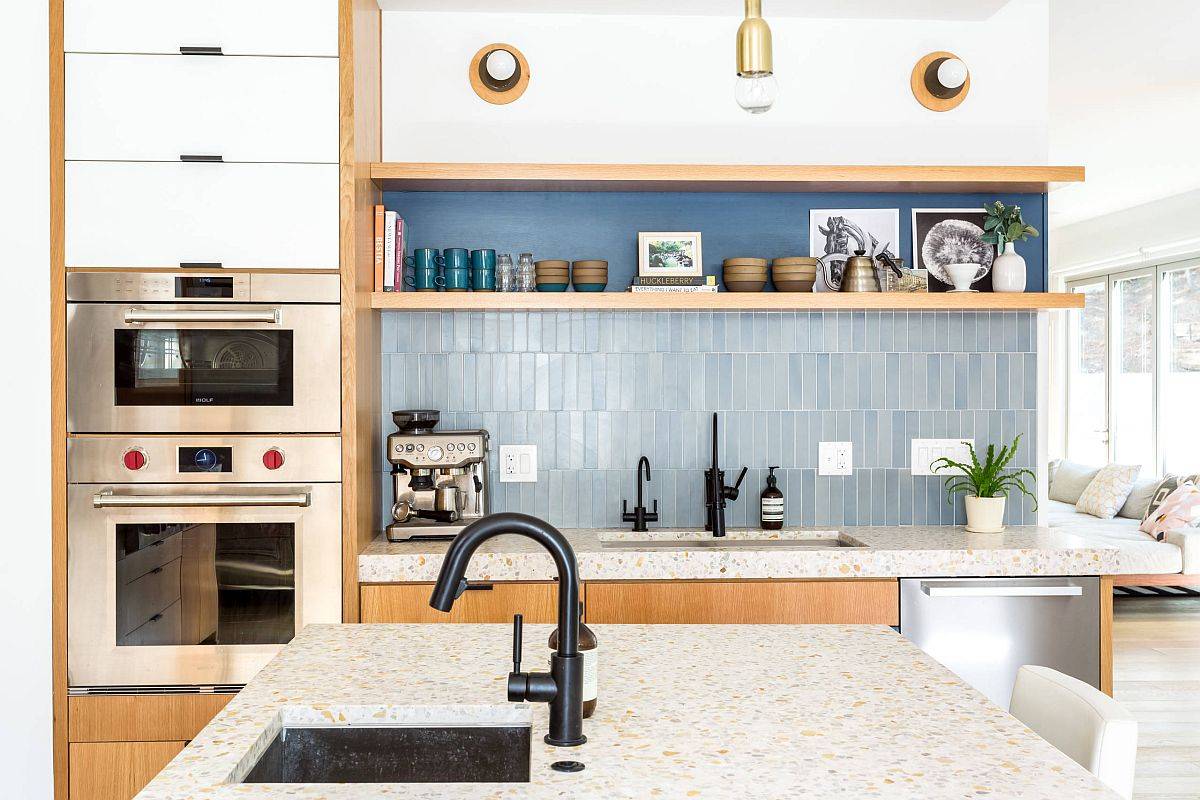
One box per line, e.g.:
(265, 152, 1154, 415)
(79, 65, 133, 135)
(912, 209, 996, 292)
(638, 232, 703, 277)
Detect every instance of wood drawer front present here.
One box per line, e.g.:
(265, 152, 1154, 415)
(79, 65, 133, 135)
(66, 54, 339, 163)
(66, 161, 338, 269)
(69, 741, 185, 800)
(586, 580, 899, 625)
(361, 582, 559, 624)
(65, 0, 337, 57)
(69, 693, 234, 743)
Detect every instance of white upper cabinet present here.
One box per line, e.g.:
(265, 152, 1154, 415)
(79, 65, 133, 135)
(66, 162, 339, 269)
(66, 55, 339, 163)
(64, 0, 338, 57)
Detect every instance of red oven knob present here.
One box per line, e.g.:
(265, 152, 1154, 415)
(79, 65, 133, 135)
(262, 448, 285, 470)
(122, 448, 147, 471)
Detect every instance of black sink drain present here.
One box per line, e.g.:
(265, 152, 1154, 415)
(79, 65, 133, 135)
(551, 760, 585, 773)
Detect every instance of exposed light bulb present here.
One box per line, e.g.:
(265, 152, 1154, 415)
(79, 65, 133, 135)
(485, 49, 517, 82)
(937, 58, 968, 90)
(735, 72, 778, 114)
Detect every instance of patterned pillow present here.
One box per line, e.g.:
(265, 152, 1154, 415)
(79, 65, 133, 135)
(1140, 482, 1200, 540)
(1076, 464, 1142, 519)
(1145, 474, 1200, 522)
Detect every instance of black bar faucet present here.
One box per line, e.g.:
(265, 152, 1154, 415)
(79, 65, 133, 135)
(704, 412, 747, 538)
(621, 456, 658, 532)
(429, 512, 586, 747)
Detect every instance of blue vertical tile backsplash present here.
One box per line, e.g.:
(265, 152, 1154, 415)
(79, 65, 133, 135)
(380, 311, 1039, 530)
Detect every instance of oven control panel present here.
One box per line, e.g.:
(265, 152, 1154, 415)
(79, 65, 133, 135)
(67, 437, 341, 484)
(105, 273, 251, 302)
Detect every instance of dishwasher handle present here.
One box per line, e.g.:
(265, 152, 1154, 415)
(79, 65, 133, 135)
(919, 582, 1084, 598)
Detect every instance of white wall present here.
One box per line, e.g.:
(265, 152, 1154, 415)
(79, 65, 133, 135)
(382, 2, 1049, 164)
(0, 1, 53, 797)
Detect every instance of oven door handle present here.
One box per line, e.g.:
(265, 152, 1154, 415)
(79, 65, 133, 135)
(93, 491, 311, 508)
(122, 308, 281, 325)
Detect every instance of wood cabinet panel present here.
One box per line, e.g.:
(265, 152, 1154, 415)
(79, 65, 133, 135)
(68, 741, 184, 800)
(586, 580, 899, 625)
(68, 693, 233, 743)
(361, 582, 558, 624)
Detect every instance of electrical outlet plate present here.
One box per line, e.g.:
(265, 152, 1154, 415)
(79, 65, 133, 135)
(911, 439, 974, 476)
(818, 442, 853, 476)
(499, 444, 538, 483)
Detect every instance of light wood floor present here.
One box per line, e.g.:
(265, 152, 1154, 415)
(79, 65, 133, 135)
(1114, 595, 1200, 800)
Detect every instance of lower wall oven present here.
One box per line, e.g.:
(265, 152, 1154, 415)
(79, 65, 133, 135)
(67, 435, 341, 690)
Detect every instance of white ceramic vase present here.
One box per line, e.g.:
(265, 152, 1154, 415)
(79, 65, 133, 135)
(964, 495, 1007, 533)
(991, 242, 1027, 293)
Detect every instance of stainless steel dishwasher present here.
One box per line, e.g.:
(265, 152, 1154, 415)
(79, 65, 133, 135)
(899, 577, 1100, 708)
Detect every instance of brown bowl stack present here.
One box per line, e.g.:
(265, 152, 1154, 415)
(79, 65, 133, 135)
(570, 260, 608, 291)
(722, 258, 768, 292)
(771, 257, 819, 292)
(534, 259, 571, 289)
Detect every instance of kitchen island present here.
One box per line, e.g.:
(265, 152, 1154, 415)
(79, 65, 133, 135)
(136, 622, 1118, 799)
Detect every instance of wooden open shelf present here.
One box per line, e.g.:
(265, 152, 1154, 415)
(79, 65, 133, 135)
(371, 162, 1085, 193)
(370, 291, 1084, 311)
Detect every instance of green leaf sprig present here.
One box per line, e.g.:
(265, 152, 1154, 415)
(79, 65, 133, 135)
(981, 200, 1039, 247)
(931, 434, 1038, 511)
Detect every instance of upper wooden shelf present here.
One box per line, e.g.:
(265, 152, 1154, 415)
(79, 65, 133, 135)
(370, 292, 1084, 312)
(370, 162, 1085, 193)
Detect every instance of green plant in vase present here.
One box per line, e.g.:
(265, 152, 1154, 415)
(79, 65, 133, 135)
(982, 200, 1040, 293)
(931, 434, 1037, 533)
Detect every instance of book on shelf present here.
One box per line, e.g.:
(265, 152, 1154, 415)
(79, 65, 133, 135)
(394, 215, 406, 291)
(628, 285, 719, 293)
(372, 205, 385, 292)
(631, 275, 718, 287)
(383, 210, 397, 292)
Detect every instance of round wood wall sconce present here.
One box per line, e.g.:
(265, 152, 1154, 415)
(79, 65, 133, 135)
(911, 51, 970, 112)
(469, 43, 530, 105)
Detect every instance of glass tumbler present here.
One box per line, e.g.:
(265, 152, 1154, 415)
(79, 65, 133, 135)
(497, 253, 515, 292)
(517, 252, 536, 292)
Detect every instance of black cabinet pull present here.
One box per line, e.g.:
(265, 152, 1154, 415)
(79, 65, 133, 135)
(180, 262, 223, 269)
(464, 583, 494, 591)
(180, 154, 224, 163)
(180, 46, 223, 56)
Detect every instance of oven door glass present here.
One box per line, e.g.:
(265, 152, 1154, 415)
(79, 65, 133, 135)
(115, 521, 295, 648)
(114, 329, 294, 407)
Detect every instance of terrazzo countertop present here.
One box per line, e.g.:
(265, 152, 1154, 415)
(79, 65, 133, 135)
(137, 623, 1118, 799)
(359, 525, 1181, 583)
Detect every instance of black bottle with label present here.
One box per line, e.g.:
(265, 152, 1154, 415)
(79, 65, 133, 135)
(760, 466, 784, 530)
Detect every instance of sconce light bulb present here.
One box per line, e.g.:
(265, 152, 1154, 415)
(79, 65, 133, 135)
(485, 49, 518, 82)
(937, 58, 968, 90)
(735, 72, 778, 115)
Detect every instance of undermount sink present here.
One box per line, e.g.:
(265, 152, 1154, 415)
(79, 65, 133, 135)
(241, 725, 531, 784)
(599, 532, 866, 550)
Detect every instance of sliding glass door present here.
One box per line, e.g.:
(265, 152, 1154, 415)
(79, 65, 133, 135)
(1110, 271, 1155, 472)
(1066, 280, 1109, 465)
(1160, 263, 1200, 473)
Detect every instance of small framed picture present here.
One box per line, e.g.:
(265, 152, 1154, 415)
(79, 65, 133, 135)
(911, 209, 995, 292)
(638, 232, 703, 277)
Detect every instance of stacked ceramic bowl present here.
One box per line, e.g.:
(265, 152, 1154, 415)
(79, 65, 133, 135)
(722, 258, 768, 292)
(771, 257, 819, 292)
(571, 260, 608, 292)
(534, 260, 570, 292)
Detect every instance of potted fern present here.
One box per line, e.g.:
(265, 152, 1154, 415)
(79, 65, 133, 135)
(931, 435, 1037, 533)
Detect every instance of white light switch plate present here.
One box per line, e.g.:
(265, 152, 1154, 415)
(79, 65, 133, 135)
(818, 442, 853, 476)
(911, 439, 974, 476)
(499, 445, 538, 483)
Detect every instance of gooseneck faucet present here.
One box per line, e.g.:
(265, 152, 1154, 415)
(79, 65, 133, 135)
(429, 512, 586, 747)
(704, 412, 747, 538)
(621, 456, 659, 532)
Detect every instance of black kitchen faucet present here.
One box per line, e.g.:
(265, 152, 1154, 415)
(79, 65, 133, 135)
(705, 412, 747, 538)
(621, 456, 659, 532)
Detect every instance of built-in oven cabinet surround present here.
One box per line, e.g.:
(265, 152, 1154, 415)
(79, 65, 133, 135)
(65, 161, 338, 269)
(66, 272, 340, 434)
(64, 0, 338, 57)
(66, 54, 339, 163)
(67, 435, 341, 689)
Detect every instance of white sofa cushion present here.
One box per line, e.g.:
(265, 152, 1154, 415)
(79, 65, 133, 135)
(1046, 501, 1187, 574)
(1049, 461, 1102, 504)
(1118, 478, 1159, 520)
(1077, 464, 1142, 519)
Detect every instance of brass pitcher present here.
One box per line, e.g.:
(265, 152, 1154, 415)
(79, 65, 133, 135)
(839, 250, 880, 292)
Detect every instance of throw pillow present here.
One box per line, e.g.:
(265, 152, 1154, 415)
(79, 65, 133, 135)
(1048, 461, 1102, 505)
(1048, 459, 1062, 486)
(1118, 477, 1161, 520)
(1140, 482, 1200, 540)
(1144, 473, 1200, 522)
(1077, 464, 1142, 519)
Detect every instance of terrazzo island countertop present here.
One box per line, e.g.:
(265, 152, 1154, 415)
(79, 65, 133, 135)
(137, 623, 1118, 799)
(359, 525, 1181, 583)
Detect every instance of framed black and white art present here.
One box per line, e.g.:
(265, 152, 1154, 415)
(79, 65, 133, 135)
(911, 209, 996, 292)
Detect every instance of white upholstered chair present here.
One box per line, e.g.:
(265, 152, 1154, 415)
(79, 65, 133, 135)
(1010, 665, 1139, 799)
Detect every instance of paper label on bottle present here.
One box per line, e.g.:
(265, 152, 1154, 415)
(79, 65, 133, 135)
(762, 497, 784, 522)
(582, 647, 598, 702)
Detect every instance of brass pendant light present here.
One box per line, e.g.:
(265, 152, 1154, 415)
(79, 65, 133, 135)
(735, 0, 777, 114)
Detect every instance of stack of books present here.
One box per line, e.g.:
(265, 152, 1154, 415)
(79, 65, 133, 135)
(372, 204, 406, 291)
(628, 276, 719, 293)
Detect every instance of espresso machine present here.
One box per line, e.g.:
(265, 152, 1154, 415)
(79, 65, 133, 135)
(386, 410, 490, 541)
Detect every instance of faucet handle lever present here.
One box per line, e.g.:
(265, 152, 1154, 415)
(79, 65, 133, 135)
(511, 613, 523, 673)
(723, 466, 748, 501)
(646, 498, 659, 522)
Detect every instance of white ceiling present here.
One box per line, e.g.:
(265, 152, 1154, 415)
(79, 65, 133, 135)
(376, 0, 1011, 20)
(1049, 0, 1200, 228)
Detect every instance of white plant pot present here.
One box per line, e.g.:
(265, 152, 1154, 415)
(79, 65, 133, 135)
(991, 242, 1027, 293)
(964, 495, 1007, 533)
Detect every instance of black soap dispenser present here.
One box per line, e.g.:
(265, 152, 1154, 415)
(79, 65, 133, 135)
(760, 466, 784, 530)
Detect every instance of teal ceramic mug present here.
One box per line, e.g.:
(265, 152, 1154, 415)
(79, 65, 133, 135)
(443, 268, 470, 291)
(442, 248, 470, 271)
(472, 268, 496, 291)
(470, 249, 496, 270)
(404, 269, 445, 291)
(404, 248, 443, 271)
